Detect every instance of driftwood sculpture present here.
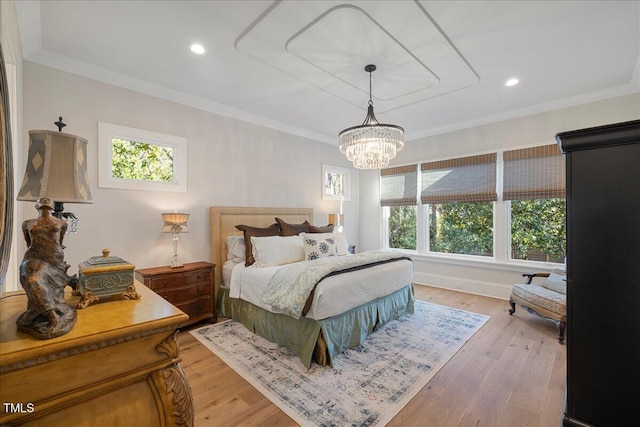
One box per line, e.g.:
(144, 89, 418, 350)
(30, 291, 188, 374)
(17, 197, 77, 339)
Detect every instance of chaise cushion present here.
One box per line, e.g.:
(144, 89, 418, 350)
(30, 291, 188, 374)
(511, 283, 566, 316)
(541, 270, 567, 295)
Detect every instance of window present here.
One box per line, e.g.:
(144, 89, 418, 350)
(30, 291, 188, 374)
(380, 165, 417, 250)
(381, 145, 566, 266)
(504, 144, 566, 262)
(98, 122, 187, 192)
(111, 138, 174, 182)
(421, 154, 497, 257)
(388, 206, 417, 250)
(429, 202, 494, 257)
(510, 198, 566, 262)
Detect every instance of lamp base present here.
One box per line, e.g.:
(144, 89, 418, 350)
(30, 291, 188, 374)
(170, 233, 183, 268)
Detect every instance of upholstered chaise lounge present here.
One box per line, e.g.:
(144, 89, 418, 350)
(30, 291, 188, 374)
(508, 271, 566, 342)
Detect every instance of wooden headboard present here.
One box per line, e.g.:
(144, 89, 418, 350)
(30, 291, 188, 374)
(209, 206, 313, 290)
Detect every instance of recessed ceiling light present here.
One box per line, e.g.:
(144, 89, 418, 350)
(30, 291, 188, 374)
(505, 78, 519, 87)
(190, 43, 205, 55)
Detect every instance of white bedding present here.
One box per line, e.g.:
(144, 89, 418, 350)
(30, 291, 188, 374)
(221, 260, 236, 288)
(229, 257, 413, 320)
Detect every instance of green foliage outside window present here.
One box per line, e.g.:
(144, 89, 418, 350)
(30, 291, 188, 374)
(429, 202, 494, 256)
(388, 206, 417, 250)
(511, 198, 566, 262)
(111, 138, 174, 182)
(387, 199, 566, 263)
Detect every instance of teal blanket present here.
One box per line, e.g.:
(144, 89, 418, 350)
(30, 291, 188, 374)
(261, 250, 411, 319)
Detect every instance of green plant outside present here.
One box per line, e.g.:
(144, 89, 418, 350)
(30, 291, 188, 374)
(111, 138, 174, 182)
(511, 198, 566, 262)
(388, 199, 566, 262)
(429, 202, 494, 256)
(388, 206, 417, 250)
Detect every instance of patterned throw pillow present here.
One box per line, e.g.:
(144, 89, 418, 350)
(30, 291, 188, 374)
(302, 234, 338, 261)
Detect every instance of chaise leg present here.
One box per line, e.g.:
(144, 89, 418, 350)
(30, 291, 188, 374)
(508, 300, 516, 315)
(558, 321, 566, 343)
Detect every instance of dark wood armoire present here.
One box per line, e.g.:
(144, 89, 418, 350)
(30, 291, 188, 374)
(556, 119, 640, 427)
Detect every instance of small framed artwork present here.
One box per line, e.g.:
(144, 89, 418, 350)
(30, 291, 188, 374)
(322, 164, 351, 200)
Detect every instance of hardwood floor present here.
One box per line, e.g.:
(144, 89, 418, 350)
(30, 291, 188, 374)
(177, 284, 566, 426)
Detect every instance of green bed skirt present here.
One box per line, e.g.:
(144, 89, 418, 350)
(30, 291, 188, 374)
(216, 284, 415, 368)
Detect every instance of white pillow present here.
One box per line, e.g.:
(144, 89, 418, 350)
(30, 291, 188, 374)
(301, 232, 349, 256)
(250, 235, 305, 267)
(302, 234, 340, 261)
(226, 236, 246, 264)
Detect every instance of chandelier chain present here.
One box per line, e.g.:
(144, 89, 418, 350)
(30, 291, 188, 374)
(369, 69, 372, 104)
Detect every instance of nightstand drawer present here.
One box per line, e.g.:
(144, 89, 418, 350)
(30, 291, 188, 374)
(174, 296, 212, 321)
(148, 268, 210, 290)
(135, 262, 216, 326)
(156, 282, 211, 303)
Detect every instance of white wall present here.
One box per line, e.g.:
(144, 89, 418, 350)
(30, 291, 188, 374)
(11, 47, 640, 301)
(359, 93, 640, 299)
(15, 62, 358, 278)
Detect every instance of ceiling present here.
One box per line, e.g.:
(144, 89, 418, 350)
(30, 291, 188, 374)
(15, 0, 640, 145)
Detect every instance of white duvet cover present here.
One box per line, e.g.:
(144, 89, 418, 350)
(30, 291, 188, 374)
(229, 257, 413, 320)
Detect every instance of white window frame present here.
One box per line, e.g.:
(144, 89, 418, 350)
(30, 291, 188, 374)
(98, 122, 187, 192)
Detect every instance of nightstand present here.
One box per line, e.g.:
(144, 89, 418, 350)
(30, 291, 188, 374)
(135, 261, 216, 326)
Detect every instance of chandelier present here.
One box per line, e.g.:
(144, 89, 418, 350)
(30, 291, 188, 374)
(339, 65, 404, 169)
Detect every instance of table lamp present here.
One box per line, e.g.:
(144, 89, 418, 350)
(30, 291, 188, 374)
(328, 213, 344, 233)
(14, 118, 92, 339)
(162, 212, 189, 267)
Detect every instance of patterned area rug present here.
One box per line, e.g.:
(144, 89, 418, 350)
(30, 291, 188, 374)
(191, 301, 489, 426)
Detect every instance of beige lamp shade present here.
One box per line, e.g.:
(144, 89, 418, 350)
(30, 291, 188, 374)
(162, 213, 189, 233)
(17, 130, 93, 204)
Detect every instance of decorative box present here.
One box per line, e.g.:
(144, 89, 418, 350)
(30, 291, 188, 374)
(76, 249, 140, 308)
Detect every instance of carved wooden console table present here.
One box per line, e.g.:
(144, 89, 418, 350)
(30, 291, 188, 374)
(0, 282, 194, 426)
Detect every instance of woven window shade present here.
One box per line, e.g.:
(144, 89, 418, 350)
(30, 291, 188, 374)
(421, 153, 497, 204)
(503, 144, 565, 200)
(380, 165, 418, 206)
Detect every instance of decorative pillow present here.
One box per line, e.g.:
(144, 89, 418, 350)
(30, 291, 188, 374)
(541, 270, 567, 295)
(250, 235, 304, 267)
(275, 217, 310, 236)
(308, 223, 335, 233)
(235, 223, 280, 266)
(302, 232, 349, 256)
(302, 234, 339, 261)
(225, 236, 246, 264)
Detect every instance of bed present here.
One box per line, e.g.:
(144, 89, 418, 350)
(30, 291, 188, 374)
(210, 206, 414, 368)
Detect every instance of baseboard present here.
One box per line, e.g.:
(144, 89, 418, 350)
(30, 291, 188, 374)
(413, 271, 511, 300)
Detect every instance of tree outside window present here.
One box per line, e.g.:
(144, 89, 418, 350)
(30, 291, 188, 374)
(388, 206, 417, 250)
(111, 138, 174, 182)
(429, 202, 493, 257)
(511, 198, 566, 262)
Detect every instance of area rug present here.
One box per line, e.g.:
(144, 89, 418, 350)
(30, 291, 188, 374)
(190, 301, 489, 426)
